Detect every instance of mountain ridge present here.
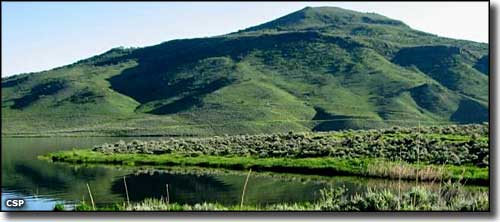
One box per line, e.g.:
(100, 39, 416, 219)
(1, 6, 489, 136)
(242, 6, 409, 33)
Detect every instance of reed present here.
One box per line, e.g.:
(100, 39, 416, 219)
(438, 157, 451, 205)
(398, 145, 402, 210)
(72, 184, 488, 211)
(86, 183, 95, 210)
(367, 161, 444, 182)
(240, 168, 252, 208)
(413, 122, 420, 209)
(166, 184, 170, 203)
(123, 176, 130, 206)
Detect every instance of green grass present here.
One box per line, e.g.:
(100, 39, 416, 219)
(41, 150, 488, 185)
(67, 185, 488, 211)
(40, 124, 489, 184)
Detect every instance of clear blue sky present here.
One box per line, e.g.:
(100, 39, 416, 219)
(1, 2, 489, 77)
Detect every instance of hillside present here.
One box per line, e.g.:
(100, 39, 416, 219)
(1, 6, 489, 137)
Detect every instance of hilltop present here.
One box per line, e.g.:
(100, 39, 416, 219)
(1, 7, 489, 137)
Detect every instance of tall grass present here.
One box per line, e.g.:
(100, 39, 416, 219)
(70, 184, 488, 211)
(240, 169, 252, 208)
(123, 176, 130, 206)
(86, 183, 95, 210)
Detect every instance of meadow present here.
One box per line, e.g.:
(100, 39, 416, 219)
(43, 124, 489, 184)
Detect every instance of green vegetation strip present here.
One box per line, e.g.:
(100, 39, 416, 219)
(57, 185, 488, 211)
(90, 124, 490, 168)
(41, 150, 488, 185)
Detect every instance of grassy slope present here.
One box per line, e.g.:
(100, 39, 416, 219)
(1, 7, 489, 136)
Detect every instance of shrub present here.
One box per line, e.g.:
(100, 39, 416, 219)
(92, 124, 489, 167)
(53, 203, 66, 211)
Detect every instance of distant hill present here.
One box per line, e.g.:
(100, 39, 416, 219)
(1, 6, 489, 137)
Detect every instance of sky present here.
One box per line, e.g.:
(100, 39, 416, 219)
(1, 2, 489, 77)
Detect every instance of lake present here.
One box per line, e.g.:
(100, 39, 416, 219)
(1, 137, 487, 211)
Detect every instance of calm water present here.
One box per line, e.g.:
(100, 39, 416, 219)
(1, 137, 487, 211)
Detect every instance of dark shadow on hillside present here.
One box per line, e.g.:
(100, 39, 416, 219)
(392, 45, 483, 93)
(1, 75, 29, 88)
(450, 99, 489, 124)
(148, 95, 203, 115)
(106, 32, 362, 105)
(148, 77, 234, 115)
(311, 107, 371, 131)
(408, 83, 457, 114)
(474, 54, 489, 75)
(10, 80, 66, 109)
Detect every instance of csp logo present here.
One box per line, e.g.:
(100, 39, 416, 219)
(5, 199, 25, 208)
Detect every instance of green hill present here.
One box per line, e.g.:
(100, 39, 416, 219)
(1, 6, 489, 137)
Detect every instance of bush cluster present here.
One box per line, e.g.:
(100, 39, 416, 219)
(92, 124, 489, 167)
(319, 183, 488, 211)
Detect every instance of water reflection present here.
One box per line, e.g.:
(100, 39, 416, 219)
(1, 137, 488, 210)
(111, 171, 233, 204)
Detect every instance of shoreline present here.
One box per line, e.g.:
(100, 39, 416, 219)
(41, 150, 489, 185)
(58, 185, 489, 211)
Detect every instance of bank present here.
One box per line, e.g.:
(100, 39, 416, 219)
(41, 149, 488, 185)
